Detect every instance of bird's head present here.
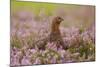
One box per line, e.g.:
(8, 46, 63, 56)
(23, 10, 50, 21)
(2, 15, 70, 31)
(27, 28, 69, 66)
(53, 16, 64, 24)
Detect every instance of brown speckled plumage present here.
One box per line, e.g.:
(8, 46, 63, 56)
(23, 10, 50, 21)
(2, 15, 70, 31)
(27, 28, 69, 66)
(49, 16, 67, 49)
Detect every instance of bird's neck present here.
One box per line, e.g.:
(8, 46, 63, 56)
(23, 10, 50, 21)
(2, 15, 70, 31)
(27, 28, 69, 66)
(51, 21, 60, 34)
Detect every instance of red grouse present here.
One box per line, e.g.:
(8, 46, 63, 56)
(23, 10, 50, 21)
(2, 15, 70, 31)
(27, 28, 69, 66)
(33, 16, 67, 50)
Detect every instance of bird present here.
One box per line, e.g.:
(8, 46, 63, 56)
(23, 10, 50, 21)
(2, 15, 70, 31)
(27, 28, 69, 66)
(32, 16, 68, 50)
(49, 16, 67, 50)
(49, 16, 64, 42)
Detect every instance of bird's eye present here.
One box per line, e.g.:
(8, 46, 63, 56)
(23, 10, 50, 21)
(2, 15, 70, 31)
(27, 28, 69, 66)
(57, 17, 63, 21)
(58, 17, 61, 20)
